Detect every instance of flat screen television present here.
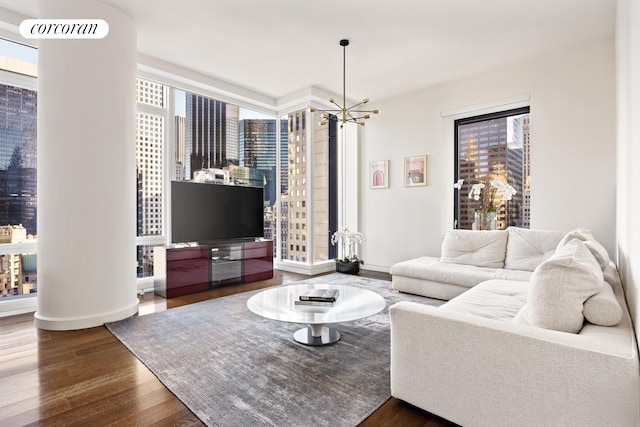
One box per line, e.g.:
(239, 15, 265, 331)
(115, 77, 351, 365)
(171, 181, 264, 243)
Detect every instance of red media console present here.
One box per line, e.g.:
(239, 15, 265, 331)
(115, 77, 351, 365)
(153, 240, 273, 298)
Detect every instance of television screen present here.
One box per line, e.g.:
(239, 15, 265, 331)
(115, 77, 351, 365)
(171, 181, 264, 243)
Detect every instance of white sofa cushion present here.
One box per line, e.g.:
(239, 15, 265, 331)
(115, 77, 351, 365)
(583, 283, 623, 326)
(504, 227, 565, 271)
(513, 239, 603, 333)
(440, 229, 508, 268)
(441, 279, 528, 321)
(390, 256, 532, 288)
(557, 228, 611, 270)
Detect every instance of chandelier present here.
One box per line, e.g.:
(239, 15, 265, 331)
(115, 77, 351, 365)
(310, 39, 379, 128)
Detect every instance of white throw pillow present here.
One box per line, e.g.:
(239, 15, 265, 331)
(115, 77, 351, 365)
(556, 228, 610, 270)
(504, 227, 565, 271)
(440, 229, 508, 268)
(513, 238, 603, 333)
(583, 283, 623, 326)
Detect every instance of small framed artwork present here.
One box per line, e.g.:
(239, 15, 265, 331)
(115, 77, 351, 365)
(404, 155, 427, 187)
(369, 160, 389, 189)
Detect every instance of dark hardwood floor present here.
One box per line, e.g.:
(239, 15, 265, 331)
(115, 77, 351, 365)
(0, 270, 455, 426)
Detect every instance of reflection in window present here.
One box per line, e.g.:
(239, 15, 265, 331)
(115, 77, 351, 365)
(0, 84, 37, 238)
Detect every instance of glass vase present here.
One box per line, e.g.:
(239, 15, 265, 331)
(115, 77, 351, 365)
(473, 211, 497, 230)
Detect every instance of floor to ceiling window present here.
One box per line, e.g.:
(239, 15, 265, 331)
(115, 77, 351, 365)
(136, 78, 168, 278)
(0, 42, 341, 304)
(285, 109, 307, 262)
(173, 90, 284, 258)
(312, 111, 337, 262)
(136, 84, 337, 279)
(0, 38, 38, 301)
(282, 109, 337, 264)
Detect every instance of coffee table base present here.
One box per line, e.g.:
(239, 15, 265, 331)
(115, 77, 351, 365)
(293, 325, 340, 346)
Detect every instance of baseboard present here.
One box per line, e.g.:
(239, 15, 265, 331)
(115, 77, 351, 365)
(361, 264, 391, 274)
(0, 295, 37, 317)
(34, 300, 139, 331)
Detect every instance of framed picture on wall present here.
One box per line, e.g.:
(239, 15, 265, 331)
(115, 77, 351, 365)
(404, 155, 427, 187)
(369, 160, 389, 189)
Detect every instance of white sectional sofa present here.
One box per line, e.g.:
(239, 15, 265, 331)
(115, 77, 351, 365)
(389, 227, 640, 427)
(389, 227, 565, 300)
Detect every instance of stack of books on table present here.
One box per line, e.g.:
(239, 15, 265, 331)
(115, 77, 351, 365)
(295, 289, 339, 306)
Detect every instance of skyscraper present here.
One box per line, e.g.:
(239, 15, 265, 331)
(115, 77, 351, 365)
(287, 110, 307, 262)
(136, 78, 165, 237)
(456, 112, 530, 230)
(0, 83, 37, 236)
(185, 94, 239, 178)
(135, 79, 165, 277)
(239, 119, 280, 203)
(457, 117, 512, 229)
(136, 110, 163, 237)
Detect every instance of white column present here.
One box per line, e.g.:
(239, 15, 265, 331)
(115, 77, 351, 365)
(35, 0, 138, 330)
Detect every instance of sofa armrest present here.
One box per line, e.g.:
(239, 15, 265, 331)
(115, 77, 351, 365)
(390, 301, 639, 427)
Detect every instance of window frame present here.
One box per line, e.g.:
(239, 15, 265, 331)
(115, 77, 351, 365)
(453, 106, 531, 230)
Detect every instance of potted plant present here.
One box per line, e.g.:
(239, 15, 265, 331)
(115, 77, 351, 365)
(331, 228, 365, 274)
(454, 178, 517, 230)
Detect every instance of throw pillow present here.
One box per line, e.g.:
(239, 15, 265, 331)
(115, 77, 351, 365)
(583, 283, 623, 326)
(440, 229, 508, 268)
(513, 238, 603, 333)
(504, 227, 565, 271)
(556, 228, 610, 270)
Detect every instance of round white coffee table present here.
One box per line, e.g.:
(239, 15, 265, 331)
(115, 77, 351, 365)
(247, 284, 386, 346)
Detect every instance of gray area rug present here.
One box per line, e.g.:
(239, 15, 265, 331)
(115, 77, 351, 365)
(106, 273, 444, 427)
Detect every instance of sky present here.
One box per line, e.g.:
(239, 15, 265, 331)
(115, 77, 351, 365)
(0, 38, 38, 63)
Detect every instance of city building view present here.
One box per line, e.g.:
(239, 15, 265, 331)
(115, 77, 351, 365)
(0, 42, 341, 294)
(0, 48, 38, 297)
(455, 109, 530, 230)
(134, 79, 336, 277)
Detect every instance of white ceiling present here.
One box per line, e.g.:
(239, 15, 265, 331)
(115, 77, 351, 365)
(0, 0, 616, 103)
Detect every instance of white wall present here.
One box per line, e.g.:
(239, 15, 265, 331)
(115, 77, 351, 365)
(616, 0, 640, 332)
(359, 37, 616, 272)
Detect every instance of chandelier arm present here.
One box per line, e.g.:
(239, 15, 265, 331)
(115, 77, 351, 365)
(347, 100, 368, 110)
(314, 108, 342, 113)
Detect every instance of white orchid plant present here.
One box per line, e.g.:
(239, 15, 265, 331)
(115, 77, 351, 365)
(454, 178, 516, 213)
(331, 228, 366, 264)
